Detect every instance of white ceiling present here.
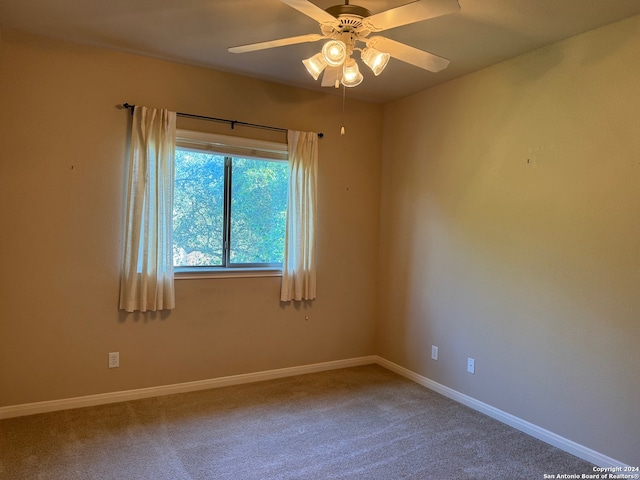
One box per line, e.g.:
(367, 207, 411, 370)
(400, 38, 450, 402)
(1, 0, 639, 103)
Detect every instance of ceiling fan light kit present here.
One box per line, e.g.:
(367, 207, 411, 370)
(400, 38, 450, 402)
(229, 0, 461, 89)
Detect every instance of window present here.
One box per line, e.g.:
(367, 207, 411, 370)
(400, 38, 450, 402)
(173, 130, 289, 273)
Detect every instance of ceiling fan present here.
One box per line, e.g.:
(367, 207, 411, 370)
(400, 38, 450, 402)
(228, 0, 461, 88)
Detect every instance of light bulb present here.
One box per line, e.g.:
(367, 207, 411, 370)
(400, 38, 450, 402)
(341, 58, 363, 87)
(361, 47, 390, 76)
(322, 40, 347, 67)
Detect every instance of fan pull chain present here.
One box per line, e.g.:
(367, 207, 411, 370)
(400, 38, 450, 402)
(341, 83, 346, 136)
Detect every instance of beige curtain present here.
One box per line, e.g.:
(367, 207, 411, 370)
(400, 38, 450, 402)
(119, 106, 176, 312)
(281, 130, 318, 301)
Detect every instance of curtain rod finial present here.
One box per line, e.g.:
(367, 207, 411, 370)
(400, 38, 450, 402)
(121, 103, 135, 115)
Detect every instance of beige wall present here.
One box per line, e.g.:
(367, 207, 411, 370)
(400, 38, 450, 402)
(0, 30, 382, 406)
(378, 15, 640, 464)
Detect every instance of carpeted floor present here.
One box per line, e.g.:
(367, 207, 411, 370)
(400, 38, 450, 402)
(0, 364, 595, 479)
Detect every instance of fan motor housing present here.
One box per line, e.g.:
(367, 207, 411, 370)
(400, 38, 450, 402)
(326, 4, 371, 20)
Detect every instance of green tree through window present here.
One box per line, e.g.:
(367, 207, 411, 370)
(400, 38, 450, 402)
(173, 149, 225, 267)
(173, 143, 289, 269)
(230, 158, 289, 264)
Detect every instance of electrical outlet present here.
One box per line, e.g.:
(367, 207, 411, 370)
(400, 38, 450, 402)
(431, 345, 438, 361)
(109, 352, 119, 368)
(467, 357, 475, 374)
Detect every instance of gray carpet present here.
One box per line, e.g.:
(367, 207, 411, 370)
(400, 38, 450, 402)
(0, 364, 595, 479)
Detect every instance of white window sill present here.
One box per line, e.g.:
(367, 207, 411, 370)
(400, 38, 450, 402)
(174, 267, 282, 280)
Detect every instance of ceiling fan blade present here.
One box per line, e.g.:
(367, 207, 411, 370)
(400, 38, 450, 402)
(280, 0, 340, 27)
(229, 34, 324, 53)
(367, 36, 450, 72)
(321, 67, 341, 87)
(364, 0, 460, 32)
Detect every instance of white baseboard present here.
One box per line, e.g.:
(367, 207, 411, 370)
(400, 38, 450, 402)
(375, 356, 629, 470)
(0, 356, 377, 420)
(0, 354, 628, 469)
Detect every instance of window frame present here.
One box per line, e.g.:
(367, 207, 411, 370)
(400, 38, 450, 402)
(173, 129, 288, 279)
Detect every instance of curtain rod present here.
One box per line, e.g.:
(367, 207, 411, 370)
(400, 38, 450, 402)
(122, 103, 323, 138)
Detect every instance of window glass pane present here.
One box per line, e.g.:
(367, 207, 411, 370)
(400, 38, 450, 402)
(230, 158, 289, 264)
(173, 149, 225, 267)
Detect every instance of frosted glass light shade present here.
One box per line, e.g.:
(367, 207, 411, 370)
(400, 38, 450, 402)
(361, 47, 390, 76)
(302, 53, 327, 80)
(322, 40, 347, 67)
(341, 58, 363, 87)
